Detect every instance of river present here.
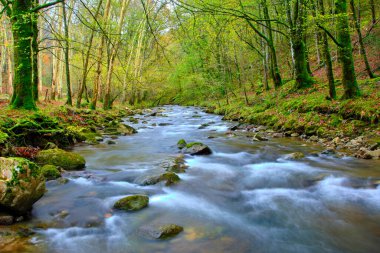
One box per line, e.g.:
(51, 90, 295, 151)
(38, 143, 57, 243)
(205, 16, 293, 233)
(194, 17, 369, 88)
(20, 106, 380, 252)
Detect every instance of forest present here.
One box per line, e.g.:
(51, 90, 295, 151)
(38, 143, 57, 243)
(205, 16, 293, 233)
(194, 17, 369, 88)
(0, 0, 379, 253)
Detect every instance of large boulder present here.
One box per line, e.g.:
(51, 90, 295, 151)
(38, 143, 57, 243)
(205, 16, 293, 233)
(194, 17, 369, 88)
(35, 148, 86, 170)
(0, 157, 45, 214)
(114, 195, 149, 211)
(183, 142, 212, 156)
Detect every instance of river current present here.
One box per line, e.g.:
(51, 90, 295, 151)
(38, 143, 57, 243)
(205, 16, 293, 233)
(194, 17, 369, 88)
(27, 106, 380, 253)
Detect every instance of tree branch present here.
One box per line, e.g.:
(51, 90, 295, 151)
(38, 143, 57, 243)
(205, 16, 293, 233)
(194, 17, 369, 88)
(31, 0, 63, 13)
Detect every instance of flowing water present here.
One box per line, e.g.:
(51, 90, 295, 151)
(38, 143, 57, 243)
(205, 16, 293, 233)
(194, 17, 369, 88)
(20, 106, 380, 252)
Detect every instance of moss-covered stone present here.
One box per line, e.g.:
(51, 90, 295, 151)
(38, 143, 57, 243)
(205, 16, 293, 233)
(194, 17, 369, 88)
(286, 152, 305, 159)
(177, 139, 187, 149)
(35, 148, 86, 171)
(118, 124, 137, 135)
(114, 195, 149, 211)
(142, 172, 180, 186)
(0, 157, 45, 213)
(41, 165, 61, 180)
(184, 142, 212, 155)
(140, 224, 184, 239)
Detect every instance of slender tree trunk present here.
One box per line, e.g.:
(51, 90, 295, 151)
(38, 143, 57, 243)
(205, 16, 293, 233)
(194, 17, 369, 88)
(350, 0, 375, 78)
(336, 0, 360, 98)
(38, 14, 43, 99)
(62, 0, 72, 106)
(370, 0, 376, 25)
(91, 0, 112, 110)
(77, 0, 103, 108)
(104, 0, 130, 110)
(4, 22, 14, 94)
(318, 0, 336, 99)
(262, 0, 282, 88)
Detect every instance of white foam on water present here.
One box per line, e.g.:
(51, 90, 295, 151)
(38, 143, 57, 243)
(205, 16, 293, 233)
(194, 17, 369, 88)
(71, 177, 94, 186)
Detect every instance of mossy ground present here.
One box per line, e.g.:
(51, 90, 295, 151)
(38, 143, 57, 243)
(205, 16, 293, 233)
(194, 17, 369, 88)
(187, 78, 380, 140)
(0, 102, 134, 155)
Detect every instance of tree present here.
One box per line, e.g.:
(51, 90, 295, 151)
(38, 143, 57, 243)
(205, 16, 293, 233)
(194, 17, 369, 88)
(0, 0, 63, 110)
(335, 0, 360, 98)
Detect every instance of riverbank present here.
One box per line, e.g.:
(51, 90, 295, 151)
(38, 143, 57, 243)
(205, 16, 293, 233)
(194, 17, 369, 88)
(177, 78, 380, 159)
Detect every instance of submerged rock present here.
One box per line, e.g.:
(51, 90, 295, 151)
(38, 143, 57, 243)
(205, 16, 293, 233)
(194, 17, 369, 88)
(36, 148, 86, 171)
(141, 172, 180, 186)
(0, 157, 45, 214)
(183, 142, 212, 156)
(252, 133, 268, 141)
(41, 165, 61, 180)
(285, 152, 305, 160)
(114, 195, 149, 211)
(164, 154, 188, 173)
(140, 224, 183, 239)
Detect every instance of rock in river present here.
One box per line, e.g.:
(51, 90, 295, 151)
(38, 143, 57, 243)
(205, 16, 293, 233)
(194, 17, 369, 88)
(114, 195, 149, 211)
(285, 152, 305, 160)
(140, 224, 184, 239)
(183, 142, 212, 156)
(35, 148, 86, 170)
(141, 172, 180, 186)
(0, 157, 45, 214)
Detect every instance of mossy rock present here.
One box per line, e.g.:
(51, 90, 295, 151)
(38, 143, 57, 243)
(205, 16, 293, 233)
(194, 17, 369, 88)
(142, 172, 180, 186)
(140, 224, 184, 239)
(66, 126, 100, 144)
(286, 152, 305, 160)
(36, 148, 86, 171)
(41, 165, 61, 180)
(177, 139, 187, 149)
(184, 142, 212, 155)
(164, 155, 188, 173)
(114, 195, 149, 211)
(118, 124, 137, 135)
(0, 157, 45, 213)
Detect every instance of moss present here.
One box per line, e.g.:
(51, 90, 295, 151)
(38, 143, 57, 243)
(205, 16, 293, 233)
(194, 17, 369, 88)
(35, 148, 86, 171)
(177, 139, 187, 149)
(0, 130, 9, 144)
(186, 142, 204, 148)
(41, 165, 61, 180)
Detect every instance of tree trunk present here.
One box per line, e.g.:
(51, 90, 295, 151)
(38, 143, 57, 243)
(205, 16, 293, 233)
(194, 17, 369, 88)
(76, 0, 103, 108)
(261, 0, 282, 88)
(91, 0, 112, 110)
(10, 0, 37, 110)
(350, 0, 375, 79)
(370, 0, 376, 25)
(318, 0, 336, 99)
(62, 0, 72, 106)
(103, 0, 130, 110)
(335, 0, 360, 99)
(286, 0, 314, 89)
